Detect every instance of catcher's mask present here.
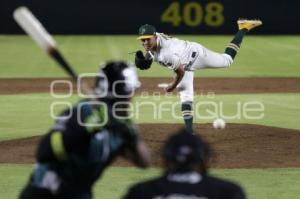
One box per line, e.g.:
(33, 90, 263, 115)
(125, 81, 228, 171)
(94, 61, 140, 101)
(163, 129, 209, 171)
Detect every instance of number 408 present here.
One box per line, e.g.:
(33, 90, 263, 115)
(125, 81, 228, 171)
(161, 2, 224, 27)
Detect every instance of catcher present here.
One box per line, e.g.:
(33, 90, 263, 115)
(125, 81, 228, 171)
(135, 20, 262, 133)
(19, 61, 151, 199)
(124, 128, 246, 199)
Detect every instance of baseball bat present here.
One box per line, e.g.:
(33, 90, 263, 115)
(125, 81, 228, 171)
(13, 6, 92, 95)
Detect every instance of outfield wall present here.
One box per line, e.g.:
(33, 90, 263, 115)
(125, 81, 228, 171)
(1, 0, 299, 34)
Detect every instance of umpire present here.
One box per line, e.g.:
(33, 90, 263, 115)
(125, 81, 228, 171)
(19, 61, 151, 199)
(124, 129, 245, 199)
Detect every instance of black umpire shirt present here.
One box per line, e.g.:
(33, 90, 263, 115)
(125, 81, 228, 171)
(124, 171, 245, 199)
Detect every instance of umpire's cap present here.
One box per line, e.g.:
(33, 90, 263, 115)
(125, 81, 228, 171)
(163, 129, 210, 170)
(137, 24, 156, 40)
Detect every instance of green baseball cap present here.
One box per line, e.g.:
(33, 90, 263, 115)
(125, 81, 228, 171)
(137, 24, 156, 40)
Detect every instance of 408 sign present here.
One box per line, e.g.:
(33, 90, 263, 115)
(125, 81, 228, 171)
(160, 1, 224, 28)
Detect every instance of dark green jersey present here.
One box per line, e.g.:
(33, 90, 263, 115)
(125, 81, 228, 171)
(32, 100, 139, 198)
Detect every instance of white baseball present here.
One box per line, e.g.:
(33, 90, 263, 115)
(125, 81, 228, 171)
(213, 118, 226, 129)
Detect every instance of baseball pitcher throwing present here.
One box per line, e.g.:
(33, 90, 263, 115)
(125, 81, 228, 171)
(135, 19, 262, 133)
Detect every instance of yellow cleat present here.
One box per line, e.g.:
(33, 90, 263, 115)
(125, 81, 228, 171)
(237, 19, 262, 31)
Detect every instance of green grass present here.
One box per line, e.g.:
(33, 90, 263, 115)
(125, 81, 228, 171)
(0, 93, 299, 141)
(0, 94, 79, 140)
(0, 35, 300, 77)
(134, 93, 300, 130)
(211, 168, 300, 199)
(1, 164, 299, 199)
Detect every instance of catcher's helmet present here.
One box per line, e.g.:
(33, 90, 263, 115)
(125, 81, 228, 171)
(163, 129, 209, 171)
(94, 61, 140, 100)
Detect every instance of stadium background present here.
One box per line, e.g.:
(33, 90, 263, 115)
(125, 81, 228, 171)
(1, 0, 300, 198)
(1, 0, 300, 34)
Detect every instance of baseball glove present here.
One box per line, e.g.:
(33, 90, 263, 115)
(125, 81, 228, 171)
(135, 51, 152, 70)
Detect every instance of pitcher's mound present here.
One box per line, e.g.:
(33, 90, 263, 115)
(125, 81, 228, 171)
(1, 124, 300, 168)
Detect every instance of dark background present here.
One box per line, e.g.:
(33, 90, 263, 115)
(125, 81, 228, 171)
(1, 0, 299, 34)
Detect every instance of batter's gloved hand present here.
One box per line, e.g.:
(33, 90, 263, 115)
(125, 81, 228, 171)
(135, 50, 152, 70)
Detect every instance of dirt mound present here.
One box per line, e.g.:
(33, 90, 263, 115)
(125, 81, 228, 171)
(1, 124, 299, 168)
(1, 77, 300, 95)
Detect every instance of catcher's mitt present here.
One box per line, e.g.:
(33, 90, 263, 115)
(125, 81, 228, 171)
(135, 51, 152, 70)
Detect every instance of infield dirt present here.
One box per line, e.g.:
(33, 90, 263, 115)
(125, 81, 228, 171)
(1, 124, 300, 168)
(1, 77, 300, 94)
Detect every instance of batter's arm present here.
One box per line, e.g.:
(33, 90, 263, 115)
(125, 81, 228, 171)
(165, 64, 185, 92)
(123, 139, 151, 168)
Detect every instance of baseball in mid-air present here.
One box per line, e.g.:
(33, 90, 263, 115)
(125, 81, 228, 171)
(213, 118, 226, 129)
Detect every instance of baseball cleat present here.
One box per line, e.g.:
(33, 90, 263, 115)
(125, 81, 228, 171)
(237, 19, 262, 31)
